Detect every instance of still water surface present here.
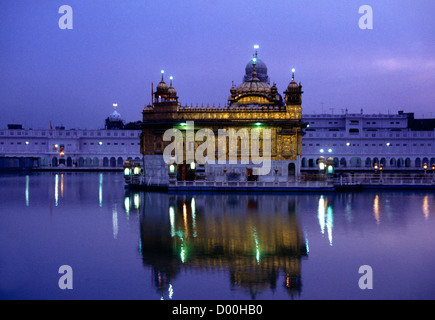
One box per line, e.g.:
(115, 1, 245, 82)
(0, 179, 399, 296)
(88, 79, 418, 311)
(1, 172, 435, 300)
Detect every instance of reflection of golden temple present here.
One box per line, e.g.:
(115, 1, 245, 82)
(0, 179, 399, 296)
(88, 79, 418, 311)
(136, 193, 308, 299)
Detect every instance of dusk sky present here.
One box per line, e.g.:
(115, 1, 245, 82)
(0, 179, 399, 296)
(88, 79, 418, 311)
(1, 0, 434, 129)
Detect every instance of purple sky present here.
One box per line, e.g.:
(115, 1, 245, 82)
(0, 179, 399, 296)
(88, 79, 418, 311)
(1, 0, 434, 129)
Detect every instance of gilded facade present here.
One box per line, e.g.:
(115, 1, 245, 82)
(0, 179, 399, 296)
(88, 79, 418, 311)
(140, 51, 306, 183)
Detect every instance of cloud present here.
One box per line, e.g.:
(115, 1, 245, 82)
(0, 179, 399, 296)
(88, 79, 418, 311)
(372, 57, 435, 72)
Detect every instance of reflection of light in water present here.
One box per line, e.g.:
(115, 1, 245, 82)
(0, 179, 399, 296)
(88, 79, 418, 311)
(25, 175, 29, 207)
(99, 174, 103, 208)
(124, 197, 130, 215)
(112, 203, 118, 239)
(134, 193, 140, 209)
(180, 244, 185, 263)
(191, 198, 197, 237)
(168, 284, 173, 300)
(374, 195, 380, 224)
(55, 174, 59, 207)
(60, 174, 64, 198)
(304, 231, 310, 254)
(423, 195, 429, 220)
(326, 206, 333, 246)
(169, 206, 175, 237)
(318, 196, 325, 234)
(252, 227, 260, 263)
(183, 203, 188, 234)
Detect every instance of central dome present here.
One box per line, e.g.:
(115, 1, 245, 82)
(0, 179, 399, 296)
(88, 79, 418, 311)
(243, 58, 270, 84)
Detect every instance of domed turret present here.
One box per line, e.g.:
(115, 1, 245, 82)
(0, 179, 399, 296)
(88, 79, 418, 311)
(168, 76, 177, 98)
(156, 71, 169, 93)
(284, 68, 303, 110)
(105, 103, 125, 129)
(153, 70, 179, 109)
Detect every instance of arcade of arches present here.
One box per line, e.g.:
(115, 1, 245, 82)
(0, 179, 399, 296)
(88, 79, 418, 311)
(38, 156, 141, 168)
(301, 157, 435, 169)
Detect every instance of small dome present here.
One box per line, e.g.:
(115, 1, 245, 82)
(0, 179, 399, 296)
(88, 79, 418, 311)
(287, 79, 300, 91)
(156, 80, 169, 93)
(108, 110, 122, 121)
(168, 86, 177, 97)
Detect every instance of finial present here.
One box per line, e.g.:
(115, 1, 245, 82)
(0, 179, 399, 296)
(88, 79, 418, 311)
(113, 103, 118, 111)
(170, 76, 173, 87)
(252, 58, 257, 78)
(254, 44, 259, 58)
(292, 68, 295, 81)
(161, 69, 164, 81)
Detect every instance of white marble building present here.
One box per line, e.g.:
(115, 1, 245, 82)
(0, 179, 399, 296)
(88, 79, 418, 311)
(0, 109, 142, 168)
(301, 111, 435, 170)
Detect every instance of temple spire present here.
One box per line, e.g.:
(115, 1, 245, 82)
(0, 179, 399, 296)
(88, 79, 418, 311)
(254, 44, 259, 58)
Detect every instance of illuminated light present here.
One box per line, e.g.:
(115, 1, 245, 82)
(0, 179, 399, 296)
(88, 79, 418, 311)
(161, 69, 164, 74)
(252, 57, 257, 64)
(113, 103, 118, 108)
(319, 162, 325, 171)
(133, 166, 141, 175)
(386, 142, 391, 147)
(307, 124, 310, 128)
(254, 44, 259, 49)
(255, 122, 262, 126)
(180, 123, 187, 127)
(55, 144, 59, 148)
(170, 76, 173, 80)
(346, 142, 351, 146)
(423, 163, 428, 170)
(98, 141, 103, 146)
(292, 68, 296, 73)
(328, 149, 332, 153)
(327, 165, 334, 174)
(320, 149, 324, 153)
(25, 141, 29, 145)
(124, 168, 131, 176)
(169, 164, 175, 174)
(190, 162, 196, 170)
